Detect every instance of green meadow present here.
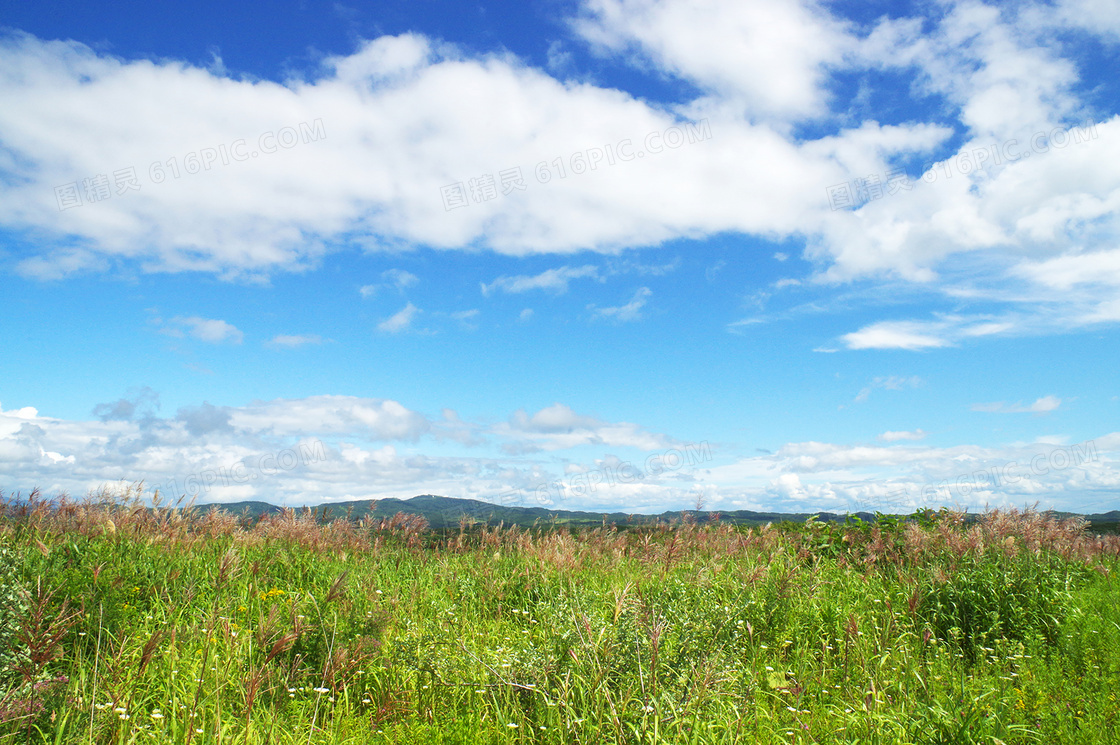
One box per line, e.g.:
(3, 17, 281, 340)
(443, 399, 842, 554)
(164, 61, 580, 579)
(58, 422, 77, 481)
(1, 485, 1118, 744)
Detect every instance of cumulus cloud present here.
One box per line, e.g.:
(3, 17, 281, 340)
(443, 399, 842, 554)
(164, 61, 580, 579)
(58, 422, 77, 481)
(230, 395, 431, 440)
(0, 28, 950, 284)
(177, 402, 234, 437)
(696, 434, 1116, 514)
(92, 386, 160, 422)
(2, 399, 1117, 514)
(573, 0, 854, 122)
(499, 402, 677, 452)
(0, 5, 1115, 350)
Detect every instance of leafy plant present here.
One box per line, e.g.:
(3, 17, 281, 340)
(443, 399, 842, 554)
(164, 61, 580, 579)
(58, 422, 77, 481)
(0, 545, 28, 685)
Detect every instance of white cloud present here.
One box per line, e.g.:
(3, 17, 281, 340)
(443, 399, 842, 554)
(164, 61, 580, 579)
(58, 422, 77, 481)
(0, 4, 1117, 348)
(696, 434, 1116, 513)
(360, 268, 419, 297)
(481, 265, 600, 295)
(804, 0, 1120, 289)
(972, 396, 1062, 414)
(1024, 0, 1120, 45)
(378, 303, 418, 333)
(266, 334, 323, 348)
(855, 376, 923, 402)
(573, 0, 854, 122)
(879, 429, 927, 442)
(1014, 248, 1120, 289)
(590, 286, 651, 322)
(382, 268, 419, 290)
(450, 309, 479, 329)
(1, 400, 1116, 514)
(0, 29, 948, 284)
(842, 321, 951, 350)
(229, 395, 430, 439)
(499, 402, 677, 452)
(165, 316, 244, 344)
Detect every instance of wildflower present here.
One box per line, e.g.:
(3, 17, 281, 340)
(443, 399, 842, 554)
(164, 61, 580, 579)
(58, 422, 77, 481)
(151, 710, 164, 720)
(313, 687, 329, 694)
(507, 723, 518, 729)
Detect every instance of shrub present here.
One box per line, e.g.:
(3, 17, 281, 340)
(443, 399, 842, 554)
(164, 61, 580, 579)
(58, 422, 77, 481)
(0, 545, 28, 684)
(919, 552, 1084, 661)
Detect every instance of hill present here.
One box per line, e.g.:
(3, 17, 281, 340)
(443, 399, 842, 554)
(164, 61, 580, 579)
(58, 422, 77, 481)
(193, 494, 1120, 533)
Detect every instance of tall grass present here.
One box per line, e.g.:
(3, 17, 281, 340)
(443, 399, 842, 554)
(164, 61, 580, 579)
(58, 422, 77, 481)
(0, 484, 1117, 744)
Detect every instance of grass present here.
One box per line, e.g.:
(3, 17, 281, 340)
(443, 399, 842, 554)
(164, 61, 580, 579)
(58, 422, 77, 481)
(0, 484, 1118, 744)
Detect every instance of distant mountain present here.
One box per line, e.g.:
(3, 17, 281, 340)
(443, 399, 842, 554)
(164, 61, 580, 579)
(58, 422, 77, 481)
(193, 494, 1119, 533)
(194, 494, 869, 529)
(2, 492, 1114, 533)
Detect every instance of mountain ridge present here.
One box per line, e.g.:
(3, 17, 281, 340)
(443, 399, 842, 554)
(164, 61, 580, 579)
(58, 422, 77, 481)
(192, 494, 1120, 532)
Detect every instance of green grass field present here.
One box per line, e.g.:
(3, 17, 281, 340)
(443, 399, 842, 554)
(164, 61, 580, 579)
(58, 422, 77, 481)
(1, 485, 1119, 744)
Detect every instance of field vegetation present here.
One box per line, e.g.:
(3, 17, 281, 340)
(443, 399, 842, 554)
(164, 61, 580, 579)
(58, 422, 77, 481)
(1, 484, 1118, 744)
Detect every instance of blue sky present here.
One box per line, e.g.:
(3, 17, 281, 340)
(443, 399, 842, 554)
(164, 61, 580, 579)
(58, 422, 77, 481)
(1, 0, 1118, 514)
